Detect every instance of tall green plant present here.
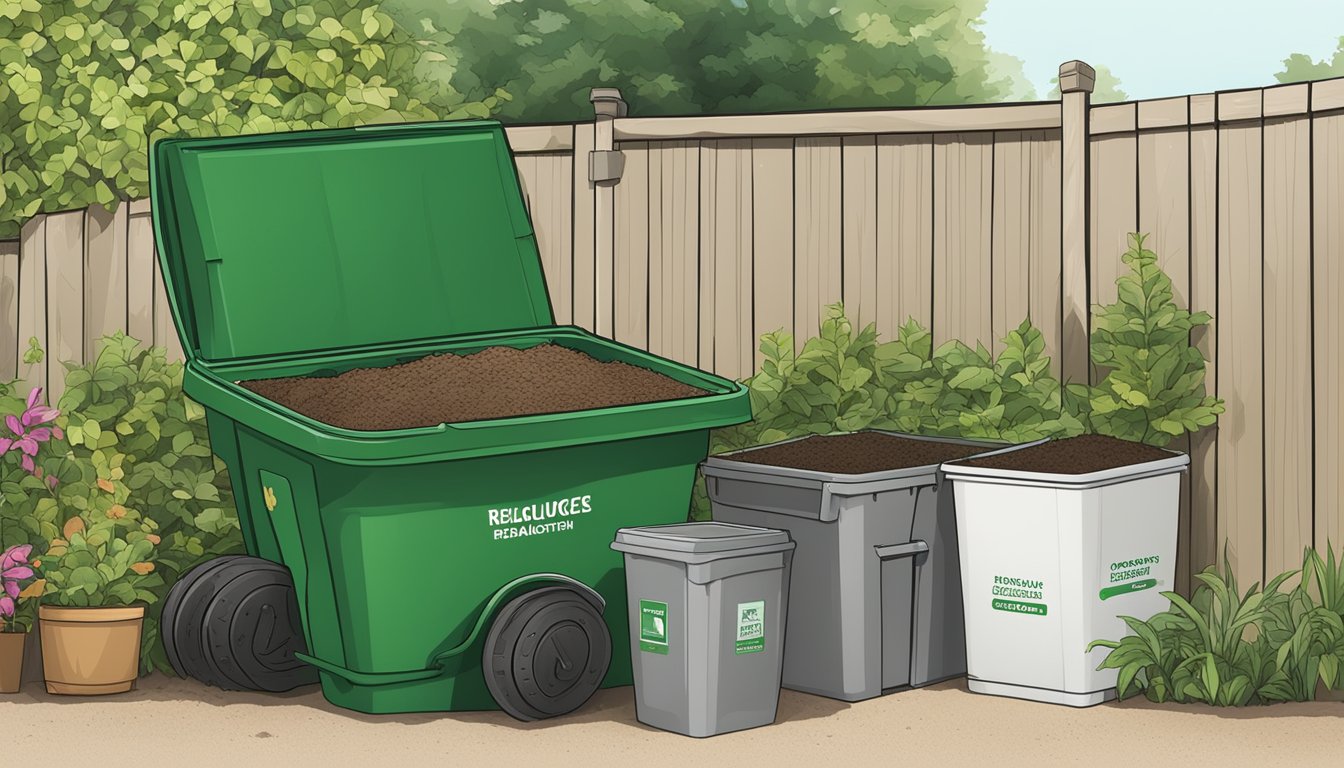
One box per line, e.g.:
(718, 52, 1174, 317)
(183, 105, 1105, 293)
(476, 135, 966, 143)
(1075, 233, 1224, 446)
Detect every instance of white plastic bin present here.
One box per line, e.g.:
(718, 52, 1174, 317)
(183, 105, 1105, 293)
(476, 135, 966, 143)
(942, 437, 1189, 707)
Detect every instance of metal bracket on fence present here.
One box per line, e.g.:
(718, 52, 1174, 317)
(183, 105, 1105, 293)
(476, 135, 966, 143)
(589, 149, 626, 183)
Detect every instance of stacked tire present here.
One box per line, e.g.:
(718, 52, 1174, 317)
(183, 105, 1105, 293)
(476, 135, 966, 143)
(161, 556, 318, 692)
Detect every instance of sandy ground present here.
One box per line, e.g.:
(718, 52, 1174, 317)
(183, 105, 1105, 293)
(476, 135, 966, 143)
(5, 675, 1342, 768)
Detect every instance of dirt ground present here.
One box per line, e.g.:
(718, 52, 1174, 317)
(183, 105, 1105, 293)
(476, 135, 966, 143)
(5, 675, 1340, 767)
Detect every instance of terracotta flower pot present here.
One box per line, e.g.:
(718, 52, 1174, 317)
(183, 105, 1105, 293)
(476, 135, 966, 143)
(38, 605, 144, 695)
(0, 632, 25, 693)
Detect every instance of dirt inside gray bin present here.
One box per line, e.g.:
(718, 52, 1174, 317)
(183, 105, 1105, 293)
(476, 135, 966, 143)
(239, 343, 708, 431)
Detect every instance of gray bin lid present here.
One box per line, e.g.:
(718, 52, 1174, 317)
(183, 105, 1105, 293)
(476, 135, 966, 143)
(612, 522, 794, 564)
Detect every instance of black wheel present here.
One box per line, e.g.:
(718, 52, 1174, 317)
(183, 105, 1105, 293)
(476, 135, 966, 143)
(166, 556, 317, 692)
(202, 562, 318, 692)
(483, 586, 611, 721)
(161, 556, 247, 681)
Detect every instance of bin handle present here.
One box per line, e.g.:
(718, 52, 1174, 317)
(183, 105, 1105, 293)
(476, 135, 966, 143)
(294, 573, 601, 687)
(874, 541, 928, 560)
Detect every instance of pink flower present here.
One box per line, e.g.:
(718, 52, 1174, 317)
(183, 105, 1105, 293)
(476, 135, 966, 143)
(0, 544, 31, 571)
(0, 595, 13, 619)
(1, 566, 32, 582)
(0, 389, 61, 482)
(21, 388, 59, 427)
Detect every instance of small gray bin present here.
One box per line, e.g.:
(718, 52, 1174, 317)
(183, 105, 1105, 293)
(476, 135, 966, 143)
(702, 431, 1035, 702)
(611, 522, 795, 738)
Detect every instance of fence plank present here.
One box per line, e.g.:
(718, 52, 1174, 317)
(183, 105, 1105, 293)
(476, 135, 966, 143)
(1029, 131, 1063, 373)
(932, 133, 993, 349)
(515, 152, 575, 325)
(704, 139, 753, 379)
(1262, 116, 1313, 579)
(751, 138, 794, 365)
(875, 134, 934, 340)
(126, 209, 155, 348)
(84, 201, 129, 360)
(842, 135, 878, 332)
(0, 241, 17, 382)
(793, 137, 842, 344)
(45, 210, 84, 399)
(1189, 124, 1220, 581)
(152, 245, 183, 361)
(1217, 121, 1265, 588)
(16, 216, 47, 397)
(571, 123, 596, 332)
(614, 142, 649, 350)
(1316, 113, 1344, 555)
(1139, 126, 1193, 592)
(992, 133, 1031, 353)
(1089, 132, 1138, 319)
(698, 144, 717, 373)
(647, 141, 699, 367)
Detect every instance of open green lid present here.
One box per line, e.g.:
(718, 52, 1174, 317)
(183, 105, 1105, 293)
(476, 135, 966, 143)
(149, 120, 554, 364)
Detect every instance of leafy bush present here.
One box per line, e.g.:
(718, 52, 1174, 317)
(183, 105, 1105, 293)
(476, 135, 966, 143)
(35, 504, 163, 609)
(691, 232, 1221, 520)
(0, 0, 508, 238)
(1073, 233, 1223, 447)
(1089, 545, 1344, 705)
(1, 334, 243, 673)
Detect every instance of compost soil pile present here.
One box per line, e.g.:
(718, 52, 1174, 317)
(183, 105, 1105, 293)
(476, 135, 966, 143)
(239, 344, 707, 430)
(726, 431, 987, 475)
(954, 434, 1171, 474)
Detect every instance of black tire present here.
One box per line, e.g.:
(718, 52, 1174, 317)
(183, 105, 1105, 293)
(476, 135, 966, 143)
(202, 563, 318, 692)
(483, 586, 611, 721)
(161, 555, 247, 680)
(166, 556, 316, 692)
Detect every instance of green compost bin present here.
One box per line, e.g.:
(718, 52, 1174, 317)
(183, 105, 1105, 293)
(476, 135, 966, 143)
(147, 120, 750, 719)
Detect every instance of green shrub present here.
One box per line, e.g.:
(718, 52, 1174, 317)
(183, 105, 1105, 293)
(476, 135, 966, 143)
(691, 232, 1222, 520)
(1072, 233, 1223, 447)
(56, 333, 243, 673)
(1089, 545, 1344, 705)
(36, 507, 163, 609)
(0, 0, 507, 238)
(2, 333, 244, 674)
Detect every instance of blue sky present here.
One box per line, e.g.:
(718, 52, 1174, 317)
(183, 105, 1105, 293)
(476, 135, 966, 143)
(981, 0, 1344, 100)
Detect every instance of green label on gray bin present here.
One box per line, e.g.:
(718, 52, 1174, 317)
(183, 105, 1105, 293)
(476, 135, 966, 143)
(735, 601, 765, 655)
(639, 599, 668, 654)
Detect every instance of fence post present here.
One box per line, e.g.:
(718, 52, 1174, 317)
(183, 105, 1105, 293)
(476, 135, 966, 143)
(1058, 60, 1095, 387)
(589, 87, 627, 339)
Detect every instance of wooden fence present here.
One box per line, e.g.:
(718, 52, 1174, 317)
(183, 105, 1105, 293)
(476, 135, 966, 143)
(3, 61, 1344, 594)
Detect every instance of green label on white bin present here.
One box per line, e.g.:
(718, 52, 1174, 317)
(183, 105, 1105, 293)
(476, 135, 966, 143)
(1102, 555, 1162, 601)
(639, 599, 668, 654)
(991, 574, 1047, 617)
(735, 601, 765, 655)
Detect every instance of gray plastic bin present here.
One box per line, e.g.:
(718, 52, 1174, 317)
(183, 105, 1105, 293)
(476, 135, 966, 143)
(611, 523, 795, 738)
(702, 431, 1036, 702)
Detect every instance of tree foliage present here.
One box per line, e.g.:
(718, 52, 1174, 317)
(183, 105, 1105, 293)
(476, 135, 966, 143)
(0, 0, 507, 238)
(1277, 37, 1344, 83)
(388, 0, 1036, 122)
